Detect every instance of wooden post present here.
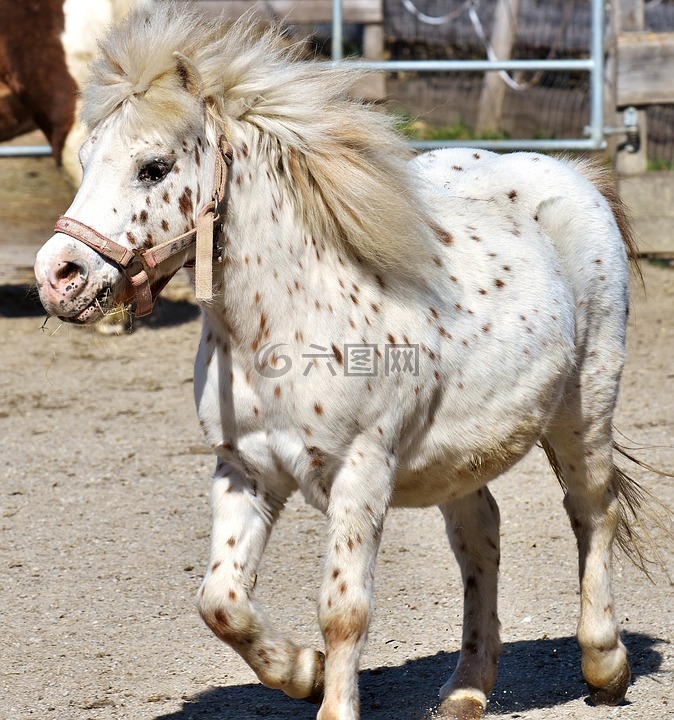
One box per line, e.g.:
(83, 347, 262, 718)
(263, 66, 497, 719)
(475, 0, 522, 136)
(614, 0, 648, 175)
(353, 12, 386, 101)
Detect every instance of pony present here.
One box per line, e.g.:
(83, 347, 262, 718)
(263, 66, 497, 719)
(34, 5, 653, 718)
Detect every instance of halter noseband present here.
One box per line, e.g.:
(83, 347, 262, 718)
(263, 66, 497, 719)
(53, 137, 234, 317)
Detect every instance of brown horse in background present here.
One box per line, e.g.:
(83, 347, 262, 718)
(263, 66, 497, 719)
(0, 0, 77, 164)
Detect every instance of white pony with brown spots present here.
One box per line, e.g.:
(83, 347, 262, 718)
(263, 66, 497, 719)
(34, 5, 655, 719)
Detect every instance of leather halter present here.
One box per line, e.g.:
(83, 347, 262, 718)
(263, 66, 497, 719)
(53, 138, 234, 317)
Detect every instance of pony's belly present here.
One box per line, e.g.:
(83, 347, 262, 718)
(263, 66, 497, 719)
(391, 407, 551, 508)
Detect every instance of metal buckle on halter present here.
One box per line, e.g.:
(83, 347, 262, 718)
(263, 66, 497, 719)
(213, 209, 226, 263)
(213, 227, 224, 263)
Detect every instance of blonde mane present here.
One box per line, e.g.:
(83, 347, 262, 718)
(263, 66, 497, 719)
(82, 3, 437, 274)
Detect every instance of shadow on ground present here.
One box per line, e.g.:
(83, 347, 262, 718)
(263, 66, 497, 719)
(135, 295, 200, 328)
(0, 284, 46, 318)
(0, 284, 200, 326)
(154, 632, 663, 719)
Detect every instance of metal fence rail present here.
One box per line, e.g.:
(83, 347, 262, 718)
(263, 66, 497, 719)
(0, 145, 52, 158)
(0, 0, 607, 158)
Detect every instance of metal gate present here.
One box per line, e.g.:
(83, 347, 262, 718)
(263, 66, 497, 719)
(329, 0, 608, 151)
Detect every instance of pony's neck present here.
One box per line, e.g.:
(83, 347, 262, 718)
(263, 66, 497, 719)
(210, 129, 352, 349)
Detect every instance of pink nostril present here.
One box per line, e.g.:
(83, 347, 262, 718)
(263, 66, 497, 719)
(50, 260, 88, 293)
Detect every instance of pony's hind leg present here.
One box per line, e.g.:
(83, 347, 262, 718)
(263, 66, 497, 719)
(542, 391, 631, 705)
(436, 487, 501, 719)
(197, 459, 325, 702)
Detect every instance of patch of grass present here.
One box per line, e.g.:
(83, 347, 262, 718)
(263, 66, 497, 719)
(532, 129, 557, 140)
(647, 158, 674, 172)
(391, 111, 510, 142)
(390, 109, 566, 145)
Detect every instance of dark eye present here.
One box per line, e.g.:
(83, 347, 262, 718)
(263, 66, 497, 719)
(137, 159, 173, 185)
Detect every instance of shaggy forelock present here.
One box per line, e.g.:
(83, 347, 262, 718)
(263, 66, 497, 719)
(81, 4, 208, 133)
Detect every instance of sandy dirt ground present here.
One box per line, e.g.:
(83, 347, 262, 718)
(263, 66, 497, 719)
(1, 136, 672, 720)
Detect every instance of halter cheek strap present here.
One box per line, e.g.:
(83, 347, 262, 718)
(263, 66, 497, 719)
(54, 137, 234, 317)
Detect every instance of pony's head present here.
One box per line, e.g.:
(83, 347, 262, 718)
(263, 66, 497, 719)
(34, 7, 221, 322)
(35, 3, 438, 324)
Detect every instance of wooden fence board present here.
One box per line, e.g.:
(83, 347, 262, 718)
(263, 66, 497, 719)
(617, 32, 674, 106)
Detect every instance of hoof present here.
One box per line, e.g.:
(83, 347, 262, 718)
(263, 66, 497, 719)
(302, 650, 325, 705)
(587, 661, 631, 706)
(434, 690, 486, 719)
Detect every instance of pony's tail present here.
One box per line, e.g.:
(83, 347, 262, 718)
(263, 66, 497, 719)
(541, 438, 673, 580)
(611, 442, 673, 579)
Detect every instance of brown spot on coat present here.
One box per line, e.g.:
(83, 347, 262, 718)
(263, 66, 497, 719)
(178, 187, 194, 219)
(322, 607, 369, 645)
(433, 225, 454, 246)
(331, 344, 343, 366)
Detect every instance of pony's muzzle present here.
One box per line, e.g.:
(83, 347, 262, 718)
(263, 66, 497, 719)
(35, 246, 86, 304)
(34, 236, 110, 319)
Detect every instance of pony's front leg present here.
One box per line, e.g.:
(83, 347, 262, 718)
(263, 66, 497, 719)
(197, 459, 325, 701)
(316, 440, 393, 720)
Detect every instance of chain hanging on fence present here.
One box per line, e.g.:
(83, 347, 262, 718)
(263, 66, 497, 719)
(398, 1, 576, 93)
(467, 0, 525, 90)
(400, 0, 471, 26)
(474, 0, 576, 92)
(399, 0, 526, 90)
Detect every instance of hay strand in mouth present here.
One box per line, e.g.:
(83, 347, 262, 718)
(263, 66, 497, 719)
(97, 300, 134, 335)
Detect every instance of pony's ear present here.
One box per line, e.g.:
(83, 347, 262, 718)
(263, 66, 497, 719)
(173, 52, 202, 97)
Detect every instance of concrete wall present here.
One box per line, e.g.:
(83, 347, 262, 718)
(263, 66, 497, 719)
(618, 172, 674, 255)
